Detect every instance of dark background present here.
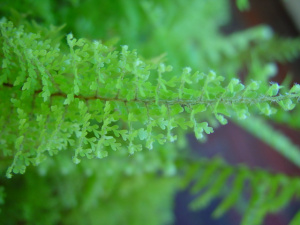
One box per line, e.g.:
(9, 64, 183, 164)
(174, 1, 300, 224)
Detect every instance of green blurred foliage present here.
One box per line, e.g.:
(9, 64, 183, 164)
(1, 1, 300, 225)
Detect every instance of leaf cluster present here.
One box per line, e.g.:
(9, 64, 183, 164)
(1, 21, 300, 179)
(182, 157, 300, 225)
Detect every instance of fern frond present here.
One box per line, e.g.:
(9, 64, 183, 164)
(1, 21, 300, 177)
(210, 26, 300, 77)
(182, 157, 300, 225)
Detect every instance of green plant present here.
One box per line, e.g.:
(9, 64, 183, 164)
(1, 0, 300, 224)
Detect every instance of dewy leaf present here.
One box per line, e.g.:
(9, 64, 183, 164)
(215, 114, 228, 125)
(227, 78, 244, 94)
(138, 128, 148, 140)
(233, 104, 249, 120)
(200, 122, 214, 134)
(192, 104, 206, 114)
(266, 83, 282, 96)
(289, 83, 300, 94)
(278, 99, 296, 111)
(64, 94, 74, 105)
(247, 80, 260, 91)
(170, 104, 184, 116)
(257, 102, 277, 116)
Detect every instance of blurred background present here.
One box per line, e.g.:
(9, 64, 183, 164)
(175, 1, 300, 224)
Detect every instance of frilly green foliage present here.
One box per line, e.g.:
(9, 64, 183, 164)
(1, 21, 300, 178)
(1, 150, 178, 225)
(1, 1, 300, 224)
